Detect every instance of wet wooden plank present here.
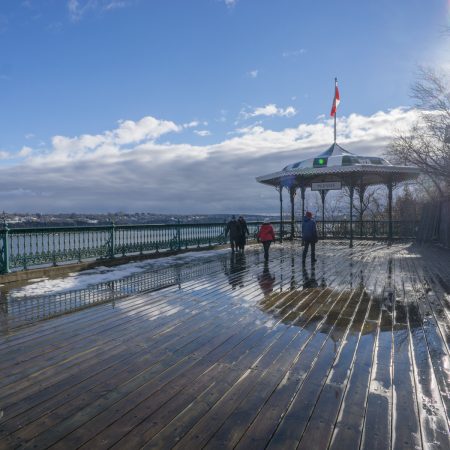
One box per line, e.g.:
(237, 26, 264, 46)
(1, 241, 450, 450)
(401, 254, 450, 450)
(234, 252, 382, 449)
(263, 257, 378, 450)
(203, 259, 378, 450)
(139, 249, 369, 450)
(0, 282, 241, 399)
(0, 301, 248, 440)
(390, 254, 423, 450)
(360, 309, 393, 450)
(3, 305, 254, 448)
(261, 282, 373, 448)
(55, 317, 289, 449)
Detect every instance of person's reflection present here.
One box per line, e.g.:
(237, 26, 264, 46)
(290, 255, 296, 291)
(258, 261, 276, 295)
(226, 252, 247, 289)
(320, 259, 327, 288)
(303, 263, 319, 289)
(383, 258, 394, 314)
(0, 289, 7, 316)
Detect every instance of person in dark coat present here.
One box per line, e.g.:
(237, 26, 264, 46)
(257, 218, 276, 261)
(302, 211, 318, 264)
(237, 216, 249, 252)
(225, 215, 241, 252)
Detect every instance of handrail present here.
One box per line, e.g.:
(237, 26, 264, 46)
(0, 220, 417, 274)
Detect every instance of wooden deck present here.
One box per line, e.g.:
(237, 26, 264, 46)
(0, 241, 449, 450)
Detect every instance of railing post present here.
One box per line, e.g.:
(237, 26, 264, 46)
(279, 186, 283, 243)
(1, 221, 10, 274)
(52, 233, 57, 266)
(176, 219, 181, 250)
(349, 183, 354, 248)
(387, 179, 393, 245)
(109, 222, 116, 259)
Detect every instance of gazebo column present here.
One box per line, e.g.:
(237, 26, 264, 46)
(320, 189, 329, 239)
(349, 183, 354, 248)
(387, 178, 393, 244)
(300, 186, 306, 245)
(289, 186, 296, 240)
(358, 179, 366, 239)
(278, 186, 283, 243)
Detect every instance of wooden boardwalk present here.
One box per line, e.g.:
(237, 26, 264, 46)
(0, 241, 449, 450)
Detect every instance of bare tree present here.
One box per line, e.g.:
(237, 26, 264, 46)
(326, 191, 347, 220)
(341, 185, 385, 220)
(389, 67, 450, 196)
(393, 184, 420, 220)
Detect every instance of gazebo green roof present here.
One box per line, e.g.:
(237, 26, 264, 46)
(256, 142, 420, 188)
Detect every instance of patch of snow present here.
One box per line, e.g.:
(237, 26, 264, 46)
(10, 248, 231, 298)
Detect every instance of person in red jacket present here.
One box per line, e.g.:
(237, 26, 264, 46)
(257, 218, 276, 261)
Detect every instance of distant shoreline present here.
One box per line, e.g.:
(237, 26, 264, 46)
(1, 213, 280, 228)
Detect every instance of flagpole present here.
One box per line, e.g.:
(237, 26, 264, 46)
(334, 77, 337, 143)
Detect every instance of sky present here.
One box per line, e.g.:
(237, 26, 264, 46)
(0, 0, 448, 214)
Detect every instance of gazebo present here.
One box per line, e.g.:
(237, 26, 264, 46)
(256, 142, 420, 246)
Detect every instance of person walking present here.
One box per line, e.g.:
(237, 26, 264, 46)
(237, 216, 249, 252)
(257, 218, 275, 261)
(302, 211, 318, 264)
(225, 215, 241, 252)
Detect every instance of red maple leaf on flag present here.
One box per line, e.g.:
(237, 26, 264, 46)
(330, 82, 340, 117)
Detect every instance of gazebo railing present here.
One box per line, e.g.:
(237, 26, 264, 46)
(307, 220, 418, 240)
(0, 220, 417, 274)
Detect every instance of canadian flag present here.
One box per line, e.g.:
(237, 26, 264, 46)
(330, 80, 340, 117)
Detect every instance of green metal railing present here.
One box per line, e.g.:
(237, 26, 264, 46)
(313, 220, 418, 240)
(0, 221, 282, 274)
(0, 220, 417, 274)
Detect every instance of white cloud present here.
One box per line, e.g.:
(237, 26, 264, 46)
(248, 70, 258, 78)
(18, 146, 33, 157)
(67, 0, 83, 20)
(194, 130, 211, 137)
(282, 49, 306, 58)
(0, 150, 10, 159)
(0, 108, 419, 214)
(183, 121, 200, 128)
(103, 1, 128, 10)
(112, 116, 180, 144)
(67, 0, 134, 21)
(223, 0, 237, 8)
(216, 109, 227, 123)
(241, 104, 297, 119)
(28, 116, 180, 165)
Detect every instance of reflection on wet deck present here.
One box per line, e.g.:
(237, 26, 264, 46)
(0, 256, 227, 331)
(0, 241, 449, 450)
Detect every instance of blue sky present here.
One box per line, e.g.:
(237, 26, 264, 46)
(0, 0, 447, 213)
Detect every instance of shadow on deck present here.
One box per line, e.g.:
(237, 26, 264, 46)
(0, 240, 449, 449)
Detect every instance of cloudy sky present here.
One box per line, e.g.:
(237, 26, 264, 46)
(0, 0, 448, 214)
